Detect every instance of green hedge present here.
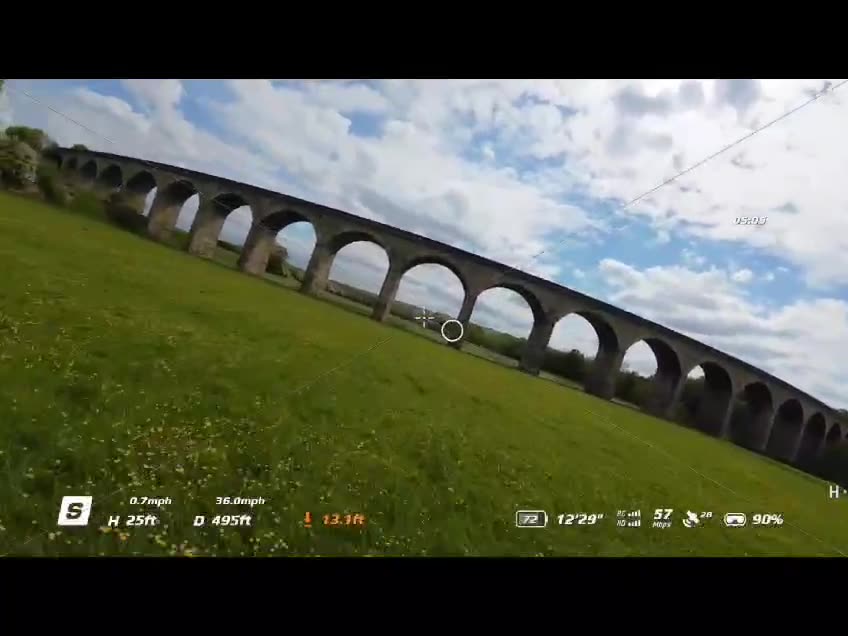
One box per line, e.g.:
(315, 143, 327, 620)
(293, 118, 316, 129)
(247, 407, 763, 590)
(104, 193, 147, 234)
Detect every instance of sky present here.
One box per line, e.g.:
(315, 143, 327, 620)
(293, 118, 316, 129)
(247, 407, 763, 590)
(2, 79, 847, 409)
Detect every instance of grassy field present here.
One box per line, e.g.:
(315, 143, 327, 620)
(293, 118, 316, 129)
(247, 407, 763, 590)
(1, 192, 847, 557)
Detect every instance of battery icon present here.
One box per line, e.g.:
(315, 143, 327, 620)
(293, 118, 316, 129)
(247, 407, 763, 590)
(515, 510, 548, 528)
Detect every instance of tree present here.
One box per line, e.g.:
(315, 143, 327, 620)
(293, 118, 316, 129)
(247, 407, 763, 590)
(72, 144, 88, 151)
(5, 126, 51, 152)
(542, 348, 587, 383)
(0, 138, 39, 188)
(0, 80, 5, 93)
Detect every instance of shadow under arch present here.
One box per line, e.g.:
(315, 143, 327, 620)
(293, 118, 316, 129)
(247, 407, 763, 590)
(678, 361, 734, 437)
(95, 164, 123, 191)
(825, 421, 842, 451)
(552, 310, 624, 399)
(767, 399, 807, 462)
(125, 170, 157, 197)
(622, 337, 683, 417)
(796, 411, 826, 466)
(79, 160, 97, 182)
(728, 382, 774, 451)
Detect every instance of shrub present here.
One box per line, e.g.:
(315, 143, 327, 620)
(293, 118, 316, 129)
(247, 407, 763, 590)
(104, 192, 147, 234)
(0, 138, 39, 189)
(5, 126, 50, 152)
(266, 244, 290, 276)
(38, 164, 68, 205)
(71, 190, 107, 220)
(542, 348, 587, 384)
(216, 239, 242, 254)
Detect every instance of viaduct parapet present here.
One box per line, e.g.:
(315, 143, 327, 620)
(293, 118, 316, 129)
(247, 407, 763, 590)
(53, 147, 846, 471)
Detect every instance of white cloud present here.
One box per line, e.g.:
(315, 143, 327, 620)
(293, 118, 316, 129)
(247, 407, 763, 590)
(122, 79, 184, 112)
(681, 248, 707, 268)
(654, 229, 671, 244)
(731, 268, 753, 284)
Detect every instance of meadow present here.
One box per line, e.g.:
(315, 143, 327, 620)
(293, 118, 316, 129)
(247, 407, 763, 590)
(0, 191, 846, 557)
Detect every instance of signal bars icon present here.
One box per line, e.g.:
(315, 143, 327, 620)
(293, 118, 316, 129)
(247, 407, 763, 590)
(616, 509, 641, 528)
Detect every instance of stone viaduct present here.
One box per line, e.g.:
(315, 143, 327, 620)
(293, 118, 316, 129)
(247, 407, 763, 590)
(53, 146, 846, 471)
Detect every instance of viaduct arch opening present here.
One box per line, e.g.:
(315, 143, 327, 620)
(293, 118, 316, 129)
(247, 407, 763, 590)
(619, 338, 682, 416)
(187, 192, 252, 260)
(393, 260, 466, 332)
(465, 285, 540, 368)
(95, 164, 123, 191)
(825, 422, 842, 452)
(79, 160, 97, 183)
(728, 382, 774, 451)
(325, 234, 389, 304)
(63, 157, 78, 174)
(767, 399, 806, 462)
(124, 171, 157, 215)
(678, 362, 733, 437)
(546, 312, 621, 399)
(796, 412, 826, 466)
(546, 315, 597, 389)
(147, 179, 197, 241)
(237, 209, 316, 279)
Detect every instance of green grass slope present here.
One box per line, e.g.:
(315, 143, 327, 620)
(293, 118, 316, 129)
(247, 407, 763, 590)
(0, 192, 846, 557)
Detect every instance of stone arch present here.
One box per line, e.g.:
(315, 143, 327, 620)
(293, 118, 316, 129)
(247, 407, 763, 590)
(825, 420, 841, 451)
(63, 157, 79, 173)
(387, 256, 469, 328)
(461, 284, 545, 368)
(767, 399, 806, 462)
(555, 310, 621, 359)
(79, 160, 97, 182)
(123, 170, 158, 215)
(187, 191, 253, 259)
(258, 208, 315, 234)
(728, 382, 774, 450)
(125, 170, 157, 197)
(547, 310, 622, 398)
(327, 230, 388, 255)
(147, 179, 198, 241)
(621, 337, 683, 416)
(324, 231, 390, 299)
(237, 208, 317, 276)
(399, 255, 471, 302)
(796, 411, 827, 466)
(478, 282, 545, 325)
(678, 361, 734, 436)
(95, 164, 123, 190)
